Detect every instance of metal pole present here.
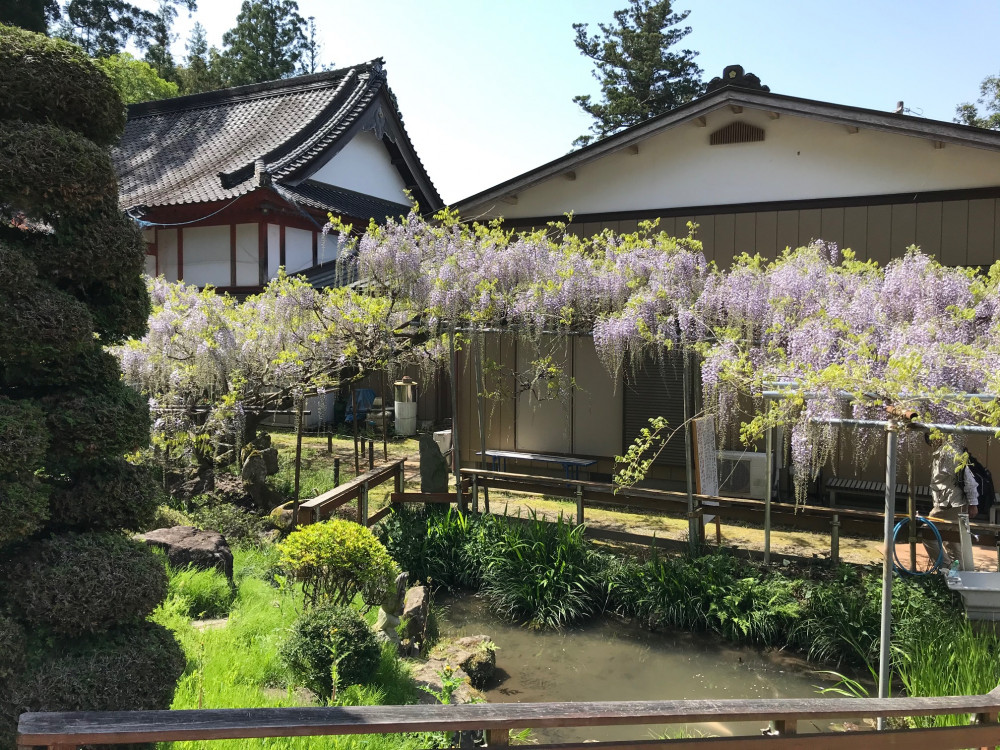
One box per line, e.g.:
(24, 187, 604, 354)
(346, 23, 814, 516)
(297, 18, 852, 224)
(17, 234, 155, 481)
(450, 327, 463, 512)
(291, 396, 305, 527)
(474, 336, 489, 514)
(877, 424, 899, 731)
(764, 425, 773, 565)
(382, 369, 389, 462)
(682, 357, 698, 555)
(907, 456, 917, 572)
(352, 389, 359, 475)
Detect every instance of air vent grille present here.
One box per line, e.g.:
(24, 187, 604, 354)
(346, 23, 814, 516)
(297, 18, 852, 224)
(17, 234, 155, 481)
(710, 121, 765, 146)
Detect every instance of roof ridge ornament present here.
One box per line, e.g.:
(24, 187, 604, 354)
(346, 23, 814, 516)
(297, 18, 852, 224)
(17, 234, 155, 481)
(706, 65, 770, 94)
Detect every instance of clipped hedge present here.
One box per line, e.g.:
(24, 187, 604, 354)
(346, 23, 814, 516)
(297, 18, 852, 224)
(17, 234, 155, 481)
(0, 279, 94, 364)
(0, 613, 25, 685)
(74, 273, 152, 344)
(0, 24, 125, 145)
(281, 604, 381, 700)
(0, 121, 119, 220)
(0, 398, 48, 474)
(4, 532, 167, 635)
(13, 622, 184, 713)
(0, 347, 124, 395)
(46, 459, 158, 532)
(0, 477, 49, 548)
(42, 384, 150, 471)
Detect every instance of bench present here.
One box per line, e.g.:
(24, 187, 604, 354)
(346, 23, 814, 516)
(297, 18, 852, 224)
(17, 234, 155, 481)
(475, 450, 597, 480)
(826, 477, 932, 513)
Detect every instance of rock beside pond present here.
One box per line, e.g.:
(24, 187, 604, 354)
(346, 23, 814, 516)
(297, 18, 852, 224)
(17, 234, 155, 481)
(138, 525, 234, 582)
(410, 659, 482, 705)
(419, 433, 449, 493)
(402, 585, 429, 641)
(430, 635, 496, 689)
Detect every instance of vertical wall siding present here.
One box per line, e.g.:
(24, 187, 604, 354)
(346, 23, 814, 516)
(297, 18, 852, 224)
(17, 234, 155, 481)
(567, 198, 998, 269)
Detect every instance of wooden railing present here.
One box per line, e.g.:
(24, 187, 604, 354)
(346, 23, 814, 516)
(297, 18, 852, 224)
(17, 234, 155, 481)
(291, 458, 406, 527)
(16, 691, 1000, 749)
(460, 468, 1000, 564)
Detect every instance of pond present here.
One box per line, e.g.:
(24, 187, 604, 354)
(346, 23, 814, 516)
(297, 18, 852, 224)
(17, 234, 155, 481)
(439, 595, 854, 742)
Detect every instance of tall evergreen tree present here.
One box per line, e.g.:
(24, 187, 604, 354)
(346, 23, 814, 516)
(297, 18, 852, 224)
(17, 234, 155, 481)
(220, 0, 307, 86)
(301, 15, 324, 74)
(176, 21, 223, 94)
(143, 0, 177, 82)
(572, 0, 704, 147)
(55, 0, 195, 57)
(0, 0, 59, 33)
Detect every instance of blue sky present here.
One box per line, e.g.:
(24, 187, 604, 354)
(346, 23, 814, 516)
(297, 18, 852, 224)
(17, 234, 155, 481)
(164, 0, 1000, 204)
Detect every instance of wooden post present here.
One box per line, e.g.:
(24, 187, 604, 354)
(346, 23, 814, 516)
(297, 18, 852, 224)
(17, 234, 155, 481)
(450, 327, 463, 512)
(472, 473, 479, 513)
(291, 396, 305, 527)
(382, 369, 389, 462)
(352, 389, 360, 475)
(361, 480, 369, 527)
(327, 433, 333, 454)
(368, 439, 375, 470)
(830, 488, 840, 564)
(395, 461, 404, 494)
(475, 337, 488, 515)
(576, 483, 584, 526)
(485, 729, 509, 748)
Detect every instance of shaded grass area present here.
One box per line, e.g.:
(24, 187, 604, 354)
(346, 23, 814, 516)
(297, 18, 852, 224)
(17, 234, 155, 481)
(152, 546, 426, 750)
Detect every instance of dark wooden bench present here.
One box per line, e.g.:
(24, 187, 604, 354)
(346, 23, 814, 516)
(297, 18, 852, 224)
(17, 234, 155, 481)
(476, 449, 597, 480)
(826, 477, 932, 513)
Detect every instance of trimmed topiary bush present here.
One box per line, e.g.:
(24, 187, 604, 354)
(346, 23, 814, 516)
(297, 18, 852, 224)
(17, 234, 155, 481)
(278, 518, 399, 609)
(0, 24, 125, 146)
(0, 479, 49, 548)
(4, 532, 166, 635)
(281, 604, 381, 701)
(46, 459, 158, 532)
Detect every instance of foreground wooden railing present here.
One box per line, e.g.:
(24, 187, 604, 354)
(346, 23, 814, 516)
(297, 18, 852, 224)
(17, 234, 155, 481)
(17, 692, 1000, 749)
(461, 468, 1000, 564)
(292, 459, 406, 526)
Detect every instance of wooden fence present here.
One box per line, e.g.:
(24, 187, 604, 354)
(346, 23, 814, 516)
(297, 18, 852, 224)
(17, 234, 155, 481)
(291, 459, 406, 527)
(17, 690, 1000, 749)
(460, 468, 1000, 565)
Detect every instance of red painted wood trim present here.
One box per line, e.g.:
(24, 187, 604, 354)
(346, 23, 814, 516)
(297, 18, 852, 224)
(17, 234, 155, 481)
(279, 224, 286, 269)
(258, 222, 267, 287)
(177, 228, 184, 281)
(230, 224, 237, 288)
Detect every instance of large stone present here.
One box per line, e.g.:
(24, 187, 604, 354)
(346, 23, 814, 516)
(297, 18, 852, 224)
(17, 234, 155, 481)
(138, 525, 234, 582)
(402, 585, 429, 640)
(419, 433, 449, 493)
(261, 447, 279, 476)
(410, 658, 482, 705)
(241, 453, 267, 485)
(430, 636, 496, 689)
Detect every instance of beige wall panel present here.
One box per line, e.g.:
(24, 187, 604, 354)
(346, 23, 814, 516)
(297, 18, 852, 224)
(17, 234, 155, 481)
(674, 215, 694, 237)
(940, 200, 969, 266)
(994, 199, 1000, 262)
(776, 210, 798, 253)
(755, 211, 778, 260)
(572, 337, 623, 457)
(599, 221, 621, 234)
(715, 213, 736, 266)
(491, 334, 517, 451)
(915, 202, 942, 258)
(798, 208, 822, 247)
(581, 221, 603, 238)
(967, 198, 995, 267)
(618, 218, 638, 234)
(820, 207, 845, 249)
(889, 204, 917, 259)
(692, 215, 715, 263)
(843, 206, 867, 260)
(515, 336, 572, 453)
(657, 216, 676, 236)
(866, 205, 892, 266)
(734, 213, 756, 255)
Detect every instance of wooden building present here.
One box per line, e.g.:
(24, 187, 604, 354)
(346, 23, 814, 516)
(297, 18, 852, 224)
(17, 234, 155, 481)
(113, 59, 441, 295)
(450, 66, 1000, 493)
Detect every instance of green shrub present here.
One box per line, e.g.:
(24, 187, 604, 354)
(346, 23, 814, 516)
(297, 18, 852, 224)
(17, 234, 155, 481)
(0, 476, 49, 548)
(0, 613, 25, 685)
(46, 459, 158, 532)
(278, 519, 399, 608)
(167, 565, 235, 619)
(190, 501, 267, 547)
(0, 397, 48, 473)
(4, 532, 167, 635)
(281, 604, 381, 700)
(12, 621, 184, 714)
(480, 512, 608, 629)
(0, 24, 125, 145)
(0, 268, 94, 364)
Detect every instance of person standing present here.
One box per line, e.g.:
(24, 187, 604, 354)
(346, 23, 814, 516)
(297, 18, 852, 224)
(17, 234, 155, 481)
(924, 436, 978, 569)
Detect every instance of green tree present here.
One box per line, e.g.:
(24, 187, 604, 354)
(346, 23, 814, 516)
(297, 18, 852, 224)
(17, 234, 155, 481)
(0, 0, 59, 33)
(572, 0, 704, 147)
(96, 52, 179, 103)
(301, 15, 324, 74)
(55, 0, 195, 57)
(143, 0, 177, 82)
(956, 71, 1000, 130)
(176, 21, 224, 94)
(220, 0, 307, 86)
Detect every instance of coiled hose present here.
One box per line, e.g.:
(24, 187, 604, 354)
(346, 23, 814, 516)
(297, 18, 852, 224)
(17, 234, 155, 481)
(892, 515, 943, 575)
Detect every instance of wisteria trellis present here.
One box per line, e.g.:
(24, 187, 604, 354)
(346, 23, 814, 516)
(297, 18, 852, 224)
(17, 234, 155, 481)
(120, 208, 1000, 496)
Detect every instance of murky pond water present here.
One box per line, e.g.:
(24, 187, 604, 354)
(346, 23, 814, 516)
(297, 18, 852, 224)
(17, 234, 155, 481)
(439, 595, 851, 742)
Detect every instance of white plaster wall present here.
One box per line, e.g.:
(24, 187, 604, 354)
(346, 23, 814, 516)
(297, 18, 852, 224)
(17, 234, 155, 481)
(183, 225, 229, 287)
(309, 130, 409, 203)
(285, 227, 313, 273)
(470, 109, 1000, 219)
(515, 336, 571, 454)
(158, 228, 178, 281)
(572, 337, 623, 456)
(267, 224, 280, 279)
(235, 223, 258, 286)
(144, 253, 157, 277)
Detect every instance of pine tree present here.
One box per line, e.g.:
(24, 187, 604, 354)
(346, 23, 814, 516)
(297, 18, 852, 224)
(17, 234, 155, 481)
(572, 0, 704, 147)
(176, 21, 223, 94)
(301, 15, 324, 74)
(220, 0, 307, 86)
(55, 0, 195, 57)
(0, 0, 60, 33)
(143, 0, 177, 82)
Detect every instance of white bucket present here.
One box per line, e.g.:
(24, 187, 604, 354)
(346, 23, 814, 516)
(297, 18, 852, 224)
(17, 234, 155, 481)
(395, 400, 417, 436)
